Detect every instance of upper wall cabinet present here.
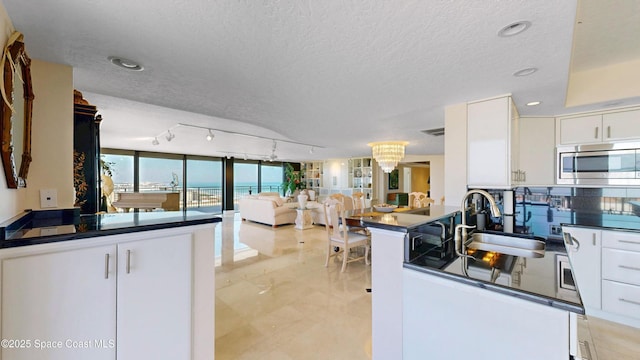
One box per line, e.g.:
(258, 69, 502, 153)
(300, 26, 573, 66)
(557, 108, 640, 145)
(467, 95, 521, 189)
(518, 117, 556, 186)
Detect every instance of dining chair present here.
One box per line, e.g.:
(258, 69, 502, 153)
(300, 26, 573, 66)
(322, 198, 370, 272)
(409, 192, 434, 208)
(352, 192, 365, 210)
(330, 193, 355, 210)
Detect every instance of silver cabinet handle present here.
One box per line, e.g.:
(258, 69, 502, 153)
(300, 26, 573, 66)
(595, 126, 599, 139)
(619, 298, 640, 306)
(619, 239, 640, 246)
(572, 238, 581, 252)
(619, 265, 640, 272)
(607, 125, 611, 138)
(592, 233, 596, 246)
(104, 253, 110, 279)
(126, 249, 131, 274)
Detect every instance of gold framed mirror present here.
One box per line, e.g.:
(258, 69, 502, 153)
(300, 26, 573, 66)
(0, 32, 34, 188)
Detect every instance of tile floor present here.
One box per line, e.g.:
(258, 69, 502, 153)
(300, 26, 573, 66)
(214, 213, 640, 359)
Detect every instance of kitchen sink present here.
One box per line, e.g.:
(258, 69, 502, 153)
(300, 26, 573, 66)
(466, 231, 545, 258)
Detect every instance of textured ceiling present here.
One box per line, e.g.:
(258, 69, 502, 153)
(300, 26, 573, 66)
(3, 0, 639, 162)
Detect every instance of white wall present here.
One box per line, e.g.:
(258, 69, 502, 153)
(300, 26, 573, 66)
(0, 3, 74, 222)
(322, 158, 349, 190)
(444, 102, 467, 207)
(25, 59, 74, 211)
(396, 154, 444, 205)
(566, 59, 640, 107)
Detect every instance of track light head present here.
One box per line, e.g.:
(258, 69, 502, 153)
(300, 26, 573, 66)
(206, 129, 214, 141)
(309, 146, 314, 154)
(152, 137, 159, 145)
(165, 130, 175, 142)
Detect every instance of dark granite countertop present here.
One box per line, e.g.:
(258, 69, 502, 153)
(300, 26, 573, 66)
(0, 209, 221, 248)
(404, 238, 584, 314)
(561, 219, 640, 232)
(353, 205, 461, 232)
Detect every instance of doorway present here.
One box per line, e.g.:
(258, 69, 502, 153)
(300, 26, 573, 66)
(403, 167, 412, 193)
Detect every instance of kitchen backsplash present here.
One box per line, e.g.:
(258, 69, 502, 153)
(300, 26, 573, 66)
(485, 187, 640, 240)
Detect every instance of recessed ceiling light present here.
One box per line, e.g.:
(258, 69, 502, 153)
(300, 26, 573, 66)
(513, 67, 538, 77)
(108, 56, 144, 71)
(526, 101, 541, 106)
(498, 21, 531, 37)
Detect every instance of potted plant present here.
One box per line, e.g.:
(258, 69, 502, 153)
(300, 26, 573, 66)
(282, 163, 302, 197)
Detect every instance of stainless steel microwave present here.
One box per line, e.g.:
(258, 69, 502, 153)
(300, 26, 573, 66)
(557, 142, 640, 185)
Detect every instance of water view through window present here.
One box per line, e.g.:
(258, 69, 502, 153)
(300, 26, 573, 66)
(102, 150, 284, 213)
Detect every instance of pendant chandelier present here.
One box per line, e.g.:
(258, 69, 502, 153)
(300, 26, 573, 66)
(368, 141, 408, 173)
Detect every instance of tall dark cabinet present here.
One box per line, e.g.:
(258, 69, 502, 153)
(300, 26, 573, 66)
(73, 90, 102, 214)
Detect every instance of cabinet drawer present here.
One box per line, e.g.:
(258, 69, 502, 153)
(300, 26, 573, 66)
(602, 280, 640, 320)
(602, 248, 640, 286)
(602, 231, 640, 251)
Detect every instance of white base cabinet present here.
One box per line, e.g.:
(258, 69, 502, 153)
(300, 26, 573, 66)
(0, 225, 215, 360)
(117, 234, 192, 359)
(563, 226, 602, 310)
(2, 245, 117, 360)
(403, 269, 574, 360)
(563, 226, 640, 329)
(369, 227, 405, 360)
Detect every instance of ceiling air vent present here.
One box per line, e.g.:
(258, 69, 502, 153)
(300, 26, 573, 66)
(421, 128, 445, 136)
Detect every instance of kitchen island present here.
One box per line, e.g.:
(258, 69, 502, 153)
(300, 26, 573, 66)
(351, 205, 460, 360)
(0, 209, 220, 360)
(356, 205, 586, 360)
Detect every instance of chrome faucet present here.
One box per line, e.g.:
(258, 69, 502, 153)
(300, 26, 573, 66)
(454, 190, 502, 271)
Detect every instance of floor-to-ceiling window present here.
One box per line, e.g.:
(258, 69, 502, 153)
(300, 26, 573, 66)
(260, 162, 284, 194)
(139, 153, 184, 192)
(101, 151, 134, 211)
(186, 156, 223, 212)
(102, 149, 291, 213)
(233, 161, 259, 209)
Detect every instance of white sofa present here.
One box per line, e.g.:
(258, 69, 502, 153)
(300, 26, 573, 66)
(239, 194, 297, 227)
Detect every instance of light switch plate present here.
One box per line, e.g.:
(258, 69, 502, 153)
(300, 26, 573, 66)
(40, 189, 58, 208)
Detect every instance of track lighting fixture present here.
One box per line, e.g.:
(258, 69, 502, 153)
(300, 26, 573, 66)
(268, 140, 278, 161)
(165, 130, 175, 142)
(149, 123, 325, 154)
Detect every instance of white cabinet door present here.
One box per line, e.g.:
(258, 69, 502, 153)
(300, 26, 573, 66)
(558, 115, 603, 145)
(563, 226, 602, 310)
(519, 117, 555, 185)
(1, 245, 117, 360)
(369, 228, 405, 360)
(403, 269, 570, 360)
(467, 96, 515, 188)
(603, 109, 640, 141)
(116, 234, 193, 360)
